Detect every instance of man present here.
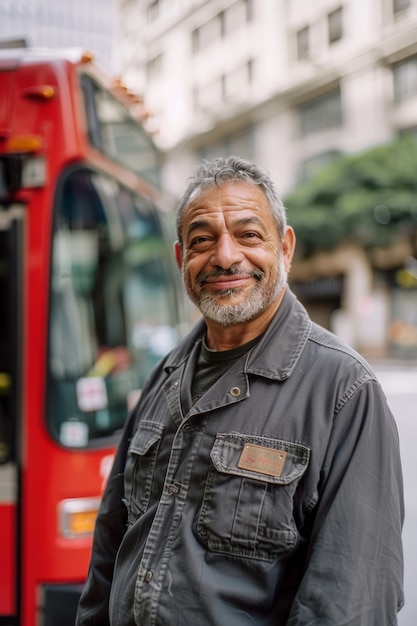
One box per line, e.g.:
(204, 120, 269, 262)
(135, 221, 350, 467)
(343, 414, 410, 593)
(76, 156, 404, 625)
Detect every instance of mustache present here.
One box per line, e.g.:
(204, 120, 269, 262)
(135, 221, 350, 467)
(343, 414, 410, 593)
(196, 266, 264, 286)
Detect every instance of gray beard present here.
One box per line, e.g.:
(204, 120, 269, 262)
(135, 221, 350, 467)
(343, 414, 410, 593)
(184, 255, 287, 326)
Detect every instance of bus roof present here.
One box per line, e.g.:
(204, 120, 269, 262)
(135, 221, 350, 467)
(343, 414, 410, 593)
(0, 46, 96, 70)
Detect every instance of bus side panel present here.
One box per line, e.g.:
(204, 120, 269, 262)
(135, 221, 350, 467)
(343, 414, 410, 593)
(0, 501, 16, 614)
(22, 433, 115, 625)
(1, 51, 184, 626)
(11, 60, 98, 626)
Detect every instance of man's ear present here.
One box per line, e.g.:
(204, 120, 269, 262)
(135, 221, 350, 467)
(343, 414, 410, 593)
(174, 241, 183, 271)
(282, 226, 296, 273)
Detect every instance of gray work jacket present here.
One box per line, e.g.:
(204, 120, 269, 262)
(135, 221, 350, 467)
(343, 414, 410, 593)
(76, 289, 404, 626)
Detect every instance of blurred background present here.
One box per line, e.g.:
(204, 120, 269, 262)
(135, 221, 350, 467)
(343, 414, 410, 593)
(3, 0, 417, 359)
(1, 1, 416, 624)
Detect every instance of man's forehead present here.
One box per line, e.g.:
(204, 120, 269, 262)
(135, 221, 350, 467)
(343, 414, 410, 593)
(185, 180, 268, 210)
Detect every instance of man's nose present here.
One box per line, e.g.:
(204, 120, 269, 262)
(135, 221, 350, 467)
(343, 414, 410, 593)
(210, 234, 244, 269)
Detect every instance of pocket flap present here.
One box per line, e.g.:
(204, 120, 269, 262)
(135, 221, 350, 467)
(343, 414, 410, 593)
(210, 433, 310, 485)
(129, 420, 164, 456)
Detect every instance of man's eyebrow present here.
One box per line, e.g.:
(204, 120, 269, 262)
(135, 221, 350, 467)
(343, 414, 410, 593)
(229, 215, 270, 233)
(235, 215, 266, 229)
(186, 219, 211, 238)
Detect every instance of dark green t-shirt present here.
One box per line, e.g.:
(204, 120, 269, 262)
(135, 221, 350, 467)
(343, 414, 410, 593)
(191, 334, 262, 405)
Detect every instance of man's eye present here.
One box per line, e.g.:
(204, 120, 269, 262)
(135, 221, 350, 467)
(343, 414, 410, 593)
(190, 236, 211, 248)
(242, 232, 261, 240)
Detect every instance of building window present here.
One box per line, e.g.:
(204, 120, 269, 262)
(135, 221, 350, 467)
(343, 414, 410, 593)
(393, 0, 411, 14)
(328, 6, 343, 44)
(393, 56, 417, 101)
(398, 126, 417, 141)
(299, 88, 343, 136)
(194, 60, 254, 112)
(223, 0, 254, 36)
(224, 4, 240, 34)
(191, 13, 223, 52)
(199, 126, 254, 162)
(296, 26, 310, 61)
(299, 150, 342, 181)
(191, 1, 254, 53)
(192, 28, 199, 53)
(222, 60, 254, 101)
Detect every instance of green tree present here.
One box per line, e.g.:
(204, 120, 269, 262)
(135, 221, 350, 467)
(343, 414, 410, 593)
(284, 136, 417, 259)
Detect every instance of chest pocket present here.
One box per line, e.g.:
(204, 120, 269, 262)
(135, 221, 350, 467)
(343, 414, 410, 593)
(196, 433, 310, 562)
(124, 420, 164, 524)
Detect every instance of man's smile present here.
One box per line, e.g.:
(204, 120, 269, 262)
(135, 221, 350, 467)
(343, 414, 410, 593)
(202, 275, 253, 290)
(196, 267, 263, 291)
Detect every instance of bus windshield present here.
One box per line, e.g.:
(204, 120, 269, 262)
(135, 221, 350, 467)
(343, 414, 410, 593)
(81, 75, 161, 188)
(47, 166, 179, 448)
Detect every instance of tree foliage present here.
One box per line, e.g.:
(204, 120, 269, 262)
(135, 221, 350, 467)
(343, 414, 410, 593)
(284, 136, 417, 258)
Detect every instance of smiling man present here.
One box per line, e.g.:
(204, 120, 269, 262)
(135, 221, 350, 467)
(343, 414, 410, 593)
(76, 156, 404, 626)
(175, 180, 293, 347)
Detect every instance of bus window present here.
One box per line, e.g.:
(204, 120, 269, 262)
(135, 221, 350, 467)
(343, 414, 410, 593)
(81, 74, 161, 188)
(47, 167, 179, 448)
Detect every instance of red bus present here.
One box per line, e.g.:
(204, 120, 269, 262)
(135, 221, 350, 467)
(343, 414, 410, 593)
(0, 46, 186, 626)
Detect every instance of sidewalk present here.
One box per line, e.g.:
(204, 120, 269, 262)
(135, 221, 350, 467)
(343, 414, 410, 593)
(368, 360, 417, 395)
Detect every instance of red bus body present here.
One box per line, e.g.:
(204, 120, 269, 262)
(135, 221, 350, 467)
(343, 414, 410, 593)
(0, 48, 184, 626)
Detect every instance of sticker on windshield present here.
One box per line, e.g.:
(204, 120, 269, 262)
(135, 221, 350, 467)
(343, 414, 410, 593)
(60, 420, 89, 447)
(76, 376, 108, 412)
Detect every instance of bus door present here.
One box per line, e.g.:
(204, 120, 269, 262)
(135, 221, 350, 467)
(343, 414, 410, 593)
(0, 202, 25, 622)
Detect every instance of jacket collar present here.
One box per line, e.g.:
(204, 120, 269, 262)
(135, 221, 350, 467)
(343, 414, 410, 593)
(245, 289, 311, 380)
(164, 289, 311, 381)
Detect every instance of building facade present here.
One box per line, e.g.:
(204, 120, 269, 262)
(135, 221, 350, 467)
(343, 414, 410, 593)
(116, 0, 417, 195)
(115, 0, 417, 358)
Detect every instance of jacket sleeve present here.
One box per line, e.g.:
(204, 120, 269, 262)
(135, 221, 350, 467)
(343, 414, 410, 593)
(286, 379, 404, 626)
(75, 408, 136, 626)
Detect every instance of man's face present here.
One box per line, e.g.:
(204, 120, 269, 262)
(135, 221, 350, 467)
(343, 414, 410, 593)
(175, 181, 295, 327)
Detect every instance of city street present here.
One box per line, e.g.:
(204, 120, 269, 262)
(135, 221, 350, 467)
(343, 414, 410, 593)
(372, 362, 417, 626)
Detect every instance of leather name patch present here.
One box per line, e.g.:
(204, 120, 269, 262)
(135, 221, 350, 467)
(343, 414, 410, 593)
(238, 444, 287, 477)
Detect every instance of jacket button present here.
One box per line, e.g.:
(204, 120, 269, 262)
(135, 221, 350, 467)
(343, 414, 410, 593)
(230, 387, 241, 397)
(145, 571, 153, 583)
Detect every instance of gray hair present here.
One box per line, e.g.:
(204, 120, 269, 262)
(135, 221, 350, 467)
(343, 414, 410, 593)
(176, 155, 287, 244)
